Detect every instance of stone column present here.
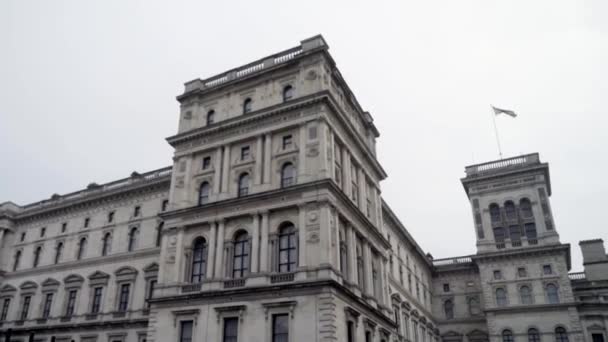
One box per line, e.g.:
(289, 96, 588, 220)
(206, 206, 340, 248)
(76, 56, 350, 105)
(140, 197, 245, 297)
(363, 242, 374, 296)
(206, 222, 217, 278)
(251, 213, 260, 273)
(298, 205, 307, 267)
(0, 229, 5, 250)
(346, 224, 358, 284)
(263, 134, 272, 185)
(260, 211, 270, 272)
(298, 124, 307, 182)
(255, 136, 263, 185)
(221, 145, 231, 194)
(214, 220, 225, 278)
(213, 147, 222, 194)
(358, 169, 366, 212)
(332, 208, 341, 272)
(174, 227, 185, 282)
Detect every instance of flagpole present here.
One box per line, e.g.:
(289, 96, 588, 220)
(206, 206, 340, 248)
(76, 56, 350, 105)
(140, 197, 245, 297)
(491, 106, 503, 159)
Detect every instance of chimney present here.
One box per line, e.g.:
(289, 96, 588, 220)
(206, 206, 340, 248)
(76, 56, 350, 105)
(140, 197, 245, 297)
(580, 239, 608, 281)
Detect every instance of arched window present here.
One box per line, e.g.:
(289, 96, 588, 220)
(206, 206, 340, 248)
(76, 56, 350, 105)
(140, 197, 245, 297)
(77, 237, 87, 260)
(555, 328, 569, 342)
(13, 250, 21, 271)
(496, 288, 507, 307)
(281, 163, 296, 188)
(199, 182, 210, 205)
(238, 173, 250, 197)
(528, 328, 541, 342)
(191, 237, 207, 283)
(243, 98, 252, 114)
(520, 285, 533, 304)
(490, 203, 501, 222)
(278, 223, 297, 272)
(232, 231, 250, 278)
(33, 246, 42, 267)
(102, 233, 112, 256)
(444, 300, 454, 319)
(546, 283, 559, 304)
(55, 242, 63, 264)
(282, 85, 294, 102)
(206, 110, 215, 126)
(504, 201, 516, 220)
(128, 227, 139, 252)
(520, 198, 533, 218)
(469, 297, 481, 315)
(502, 330, 514, 342)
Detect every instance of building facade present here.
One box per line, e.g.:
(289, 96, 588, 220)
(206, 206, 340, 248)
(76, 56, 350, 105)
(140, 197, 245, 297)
(0, 36, 606, 342)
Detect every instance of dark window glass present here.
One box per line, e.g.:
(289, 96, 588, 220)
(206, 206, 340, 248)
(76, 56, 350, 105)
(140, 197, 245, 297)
(504, 201, 516, 220)
(108, 211, 115, 223)
(224, 317, 239, 342)
(207, 110, 215, 125)
(543, 264, 553, 275)
(444, 300, 454, 319)
(493, 270, 502, 280)
(520, 198, 533, 218)
(1, 298, 10, 321)
(20, 296, 31, 320)
(156, 222, 164, 247)
(308, 126, 317, 139)
(232, 232, 250, 278)
(555, 328, 569, 342)
(147, 280, 157, 308)
(281, 163, 296, 188)
(55, 242, 63, 264)
(525, 223, 538, 240)
(61, 222, 67, 232)
(520, 285, 533, 304)
(243, 98, 252, 114)
(240, 146, 250, 160)
(202, 156, 212, 170)
(162, 199, 169, 211)
(91, 287, 103, 313)
(33, 246, 42, 267)
(278, 223, 297, 273)
(13, 250, 21, 271)
(128, 227, 138, 252)
(180, 320, 193, 342)
(272, 313, 289, 342)
(102, 233, 112, 256)
(489, 203, 501, 222)
(493, 227, 505, 243)
(282, 135, 293, 149)
(356, 242, 364, 287)
(118, 283, 130, 312)
(84, 217, 90, 228)
(40, 227, 46, 237)
(77, 238, 87, 260)
(592, 334, 604, 342)
(20, 232, 26, 241)
(283, 85, 294, 101)
(502, 330, 514, 342)
(199, 182, 211, 205)
(347, 321, 355, 342)
(134, 206, 141, 217)
(518, 267, 527, 277)
(191, 238, 208, 283)
(366, 331, 372, 342)
(66, 290, 77, 316)
(509, 225, 521, 243)
(238, 173, 250, 197)
(496, 288, 507, 307)
(528, 329, 541, 342)
(546, 284, 559, 304)
(443, 283, 450, 292)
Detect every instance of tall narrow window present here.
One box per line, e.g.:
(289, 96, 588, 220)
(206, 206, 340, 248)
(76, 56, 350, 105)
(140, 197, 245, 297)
(525, 223, 537, 243)
(444, 299, 454, 319)
(84, 217, 90, 228)
(1, 298, 10, 321)
(102, 232, 112, 256)
(546, 284, 559, 304)
(493, 227, 506, 243)
(191, 238, 208, 283)
(77, 237, 87, 260)
(282, 85, 294, 101)
(91, 287, 103, 313)
(555, 328, 569, 342)
(339, 231, 347, 277)
(366, 331, 373, 342)
(278, 223, 297, 272)
(162, 199, 169, 211)
(238, 173, 250, 197)
(272, 313, 289, 342)
(108, 211, 115, 223)
(42, 293, 53, 318)
(282, 135, 293, 150)
(347, 321, 355, 342)
(180, 320, 194, 342)
(13, 250, 21, 271)
(199, 182, 211, 205)
(469, 297, 481, 315)
(243, 98, 252, 114)
(134, 206, 141, 217)
(202, 156, 212, 170)
(65, 290, 77, 316)
(520, 198, 533, 218)
(504, 201, 516, 220)
(224, 317, 239, 342)
(520, 285, 533, 304)
(528, 329, 541, 342)
(356, 241, 364, 287)
(496, 288, 507, 307)
(33, 246, 42, 267)
(55, 242, 63, 264)
(502, 330, 514, 342)
(40, 227, 46, 237)
(489, 203, 501, 222)
(20, 296, 31, 321)
(509, 225, 521, 245)
(118, 283, 130, 312)
(233, 231, 250, 278)
(281, 163, 296, 188)
(207, 110, 215, 126)
(61, 222, 68, 232)
(156, 222, 164, 247)
(128, 227, 139, 252)
(240, 146, 250, 160)
(146, 280, 157, 308)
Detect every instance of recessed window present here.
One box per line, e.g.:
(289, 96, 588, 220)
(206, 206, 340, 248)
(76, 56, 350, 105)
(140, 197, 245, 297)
(20, 295, 31, 321)
(243, 98, 252, 114)
(528, 329, 541, 342)
(240, 146, 250, 160)
(444, 299, 454, 319)
(232, 231, 250, 278)
(207, 110, 215, 126)
(161, 199, 169, 212)
(33, 246, 42, 267)
(12, 250, 21, 271)
(308, 126, 317, 140)
(546, 283, 559, 304)
(443, 283, 450, 292)
(42, 293, 53, 318)
(61, 222, 67, 233)
(180, 320, 194, 342)
(128, 227, 139, 252)
(91, 287, 103, 313)
(278, 223, 297, 272)
(520, 285, 533, 304)
(191, 237, 208, 283)
(555, 327, 569, 342)
(40, 227, 46, 238)
(496, 288, 507, 307)
(55, 242, 63, 264)
(543, 264, 553, 275)
(238, 173, 250, 197)
(199, 182, 210, 205)
(108, 211, 115, 223)
(223, 317, 239, 342)
(65, 290, 77, 316)
(77, 237, 87, 260)
(102, 233, 112, 256)
(202, 156, 212, 170)
(134, 206, 141, 217)
(272, 313, 289, 342)
(20, 232, 26, 242)
(1, 298, 11, 321)
(518, 267, 527, 277)
(493, 270, 502, 280)
(118, 283, 130, 312)
(84, 217, 90, 228)
(280, 163, 296, 188)
(282, 85, 294, 101)
(282, 135, 293, 150)
(520, 198, 533, 218)
(502, 330, 514, 342)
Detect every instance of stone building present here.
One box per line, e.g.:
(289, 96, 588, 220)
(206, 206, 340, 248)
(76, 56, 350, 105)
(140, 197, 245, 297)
(0, 36, 606, 342)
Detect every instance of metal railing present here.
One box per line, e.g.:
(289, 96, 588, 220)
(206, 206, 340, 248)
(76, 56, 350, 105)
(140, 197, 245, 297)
(568, 272, 586, 280)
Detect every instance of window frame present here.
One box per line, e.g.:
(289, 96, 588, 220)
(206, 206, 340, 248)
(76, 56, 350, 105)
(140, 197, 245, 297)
(280, 163, 296, 188)
(190, 237, 208, 283)
(243, 98, 252, 114)
(238, 173, 250, 197)
(232, 232, 250, 278)
(278, 223, 298, 273)
(199, 182, 211, 205)
(282, 85, 294, 102)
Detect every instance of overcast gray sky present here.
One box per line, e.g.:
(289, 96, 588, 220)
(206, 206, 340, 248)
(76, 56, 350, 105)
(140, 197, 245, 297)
(1, 0, 606, 271)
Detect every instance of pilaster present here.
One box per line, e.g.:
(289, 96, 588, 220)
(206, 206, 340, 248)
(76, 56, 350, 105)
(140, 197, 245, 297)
(251, 213, 260, 273)
(214, 220, 225, 278)
(207, 222, 217, 278)
(260, 211, 270, 272)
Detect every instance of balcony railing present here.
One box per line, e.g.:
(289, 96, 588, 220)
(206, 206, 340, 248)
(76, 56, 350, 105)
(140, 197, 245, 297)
(224, 279, 246, 289)
(568, 272, 586, 280)
(465, 153, 540, 177)
(181, 283, 202, 293)
(270, 273, 295, 283)
(432, 256, 473, 267)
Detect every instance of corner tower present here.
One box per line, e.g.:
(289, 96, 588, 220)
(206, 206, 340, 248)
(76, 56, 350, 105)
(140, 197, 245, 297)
(461, 153, 559, 253)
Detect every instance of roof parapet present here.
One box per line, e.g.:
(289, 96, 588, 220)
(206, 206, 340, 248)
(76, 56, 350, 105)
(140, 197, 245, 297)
(464, 153, 541, 178)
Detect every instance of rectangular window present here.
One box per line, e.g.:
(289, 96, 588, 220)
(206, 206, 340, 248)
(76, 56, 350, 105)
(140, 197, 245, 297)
(308, 126, 318, 140)
(282, 135, 293, 150)
(66, 290, 77, 316)
(134, 206, 141, 217)
(20, 232, 26, 242)
(42, 293, 54, 318)
(366, 331, 372, 342)
(272, 313, 289, 342)
(118, 284, 130, 312)
(240, 146, 250, 160)
(162, 199, 169, 211)
(91, 287, 103, 313)
(84, 217, 90, 228)
(180, 320, 193, 342)
(223, 317, 239, 342)
(202, 156, 212, 170)
(108, 211, 115, 223)
(543, 265, 553, 275)
(61, 222, 67, 233)
(518, 267, 527, 277)
(147, 280, 157, 308)
(1, 298, 10, 321)
(347, 321, 355, 342)
(443, 283, 450, 292)
(40, 227, 46, 237)
(20, 296, 31, 321)
(493, 270, 502, 280)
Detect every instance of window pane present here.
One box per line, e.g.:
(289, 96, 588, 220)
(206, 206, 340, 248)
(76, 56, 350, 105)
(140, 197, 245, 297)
(180, 321, 193, 342)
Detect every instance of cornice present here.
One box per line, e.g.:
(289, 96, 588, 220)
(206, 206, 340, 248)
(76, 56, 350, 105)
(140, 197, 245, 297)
(484, 302, 576, 314)
(472, 243, 571, 269)
(0, 317, 149, 335)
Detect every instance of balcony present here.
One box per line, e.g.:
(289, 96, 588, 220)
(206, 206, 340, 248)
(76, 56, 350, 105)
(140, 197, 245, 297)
(223, 279, 246, 289)
(270, 273, 295, 284)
